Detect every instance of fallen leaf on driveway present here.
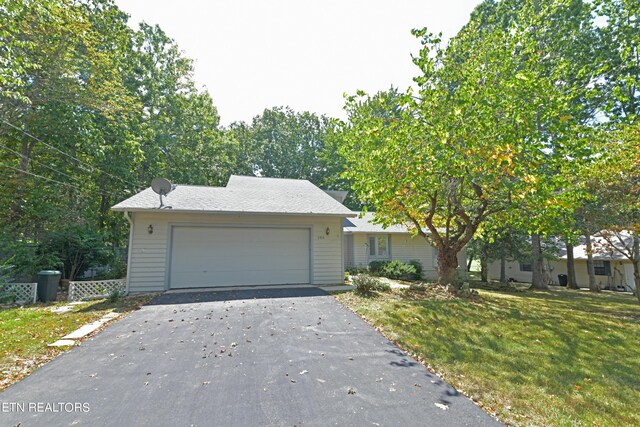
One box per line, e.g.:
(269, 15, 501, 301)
(435, 403, 449, 410)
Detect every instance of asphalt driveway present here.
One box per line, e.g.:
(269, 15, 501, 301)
(1, 288, 500, 426)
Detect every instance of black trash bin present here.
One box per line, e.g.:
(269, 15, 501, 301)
(558, 274, 568, 287)
(37, 270, 62, 302)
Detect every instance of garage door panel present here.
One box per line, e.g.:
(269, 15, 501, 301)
(170, 227, 310, 288)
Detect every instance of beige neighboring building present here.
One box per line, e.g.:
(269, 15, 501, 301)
(112, 176, 355, 293)
(488, 234, 637, 291)
(343, 212, 467, 281)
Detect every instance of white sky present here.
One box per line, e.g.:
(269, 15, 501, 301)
(115, 0, 482, 126)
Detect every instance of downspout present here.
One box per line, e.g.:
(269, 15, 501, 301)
(124, 211, 134, 294)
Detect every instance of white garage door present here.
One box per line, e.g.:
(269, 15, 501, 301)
(169, 226, 310, 288)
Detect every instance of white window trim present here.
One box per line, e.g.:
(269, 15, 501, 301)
(367, 235, 390, 259)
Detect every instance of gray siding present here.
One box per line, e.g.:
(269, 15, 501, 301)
(127, 212, 344, 292)
(489, 258, 635, 290)
(345, 233, 467, 280)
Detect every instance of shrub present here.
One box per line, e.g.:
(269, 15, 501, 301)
(352, 274, 389, 295)
(375, 281, 391, 292)
(0, 285, 16, 304)
(0, 258, 16, 304)
(381, 260, 417, 280)
(408, 260, 423, 279)
(108, 289, 126, 303)
(346, 267, 368, 275)
(368, 260, 388, 274)
(37, 225, 111, 280)
(368, 260, 422, 281)
(94, 255, 127, 280)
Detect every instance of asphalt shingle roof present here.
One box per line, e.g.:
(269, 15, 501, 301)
(557, 232, 633, 261)
(343, 212, 412, 234)
(112, 175, 355, 216)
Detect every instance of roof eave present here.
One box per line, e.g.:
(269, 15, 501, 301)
(112, 207, 357, 217)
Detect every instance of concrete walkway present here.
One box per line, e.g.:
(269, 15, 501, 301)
(1, 288, 500, 426)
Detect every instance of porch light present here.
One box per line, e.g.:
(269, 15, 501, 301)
(326, 227, 330, 236)
(148, 224, 154, 234)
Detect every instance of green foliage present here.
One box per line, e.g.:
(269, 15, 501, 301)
(102, 256, 128, 280)
(408, 260, 423, 279)
(229, 107, 351, 193)
(382, 260, 419, 280)
(0, 256, 14, 283)
(367, 260, 387, 275)
(368, 260, 421, 280)
(352, 274, 389, 295)
(346, 267, 368, 275)
(37, 225, 111, 280)
(0, 257, 17, 304)
(0, 0, 248, 267)
(107, 288, 126, 303)
(338, 0, 622, 285)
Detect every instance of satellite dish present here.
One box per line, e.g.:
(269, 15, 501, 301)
(151, 178, 174, 208)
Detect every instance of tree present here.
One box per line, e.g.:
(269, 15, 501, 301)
(467, 221, 530, 282)
(339, 2, 580, 287)
(231, 107, 334, 185)
(0, 0, 241, 277)
(587, 124, 640, 299)
(38, 225, 111, 280)
(0, 0, 137, 237)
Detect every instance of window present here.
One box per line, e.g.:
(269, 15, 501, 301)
(594, 260, 611, 276)
(368, 235, 389, 259)
(519, 262, 532, 272)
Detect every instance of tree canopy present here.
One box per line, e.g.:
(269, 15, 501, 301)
(338, 0, 637, 287)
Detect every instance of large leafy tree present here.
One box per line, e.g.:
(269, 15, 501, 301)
(0, 0, 242, 276)
(231, 107, 333, 185)
(340, 1, 585, 286)
(0, 0, 138, 238)
(586, 124, 640, 299)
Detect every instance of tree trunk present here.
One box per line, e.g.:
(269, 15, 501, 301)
(566, 241, 578, 289)
(98, 183, 110, 231)
(437, 247, 459, 287)
(466, 253, 473, 272)
(500, 256, 506, 283)
(633, 235, 640, 303)
(531, 232, 547, 289)
(583, 219, 598, 292)
(480, 255, 488, 282)
(9, 140, 35, 227)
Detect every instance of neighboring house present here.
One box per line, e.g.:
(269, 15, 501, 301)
(488, 233, 637, 291)
(343, 212, 467, 281)
(111, 176, 355, 293)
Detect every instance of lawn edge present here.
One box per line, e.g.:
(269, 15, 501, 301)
(334, 291, 504, 424)
(0, 294, 156, 392)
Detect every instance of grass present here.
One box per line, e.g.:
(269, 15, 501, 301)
(0, 294, 154, 391)
(336, 286, 640, 426)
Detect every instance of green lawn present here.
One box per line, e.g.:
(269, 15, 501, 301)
(0, 295, 153, 391)
(336, 287, 640, 426)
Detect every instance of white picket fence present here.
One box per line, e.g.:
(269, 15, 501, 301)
(0, 283, 38, 305)
(68, 279, 127, 302)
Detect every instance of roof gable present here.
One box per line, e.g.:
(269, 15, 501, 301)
(112, 175, 354, 216)
(558, 231, 633, 261)
(343, 212, 412, 234)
